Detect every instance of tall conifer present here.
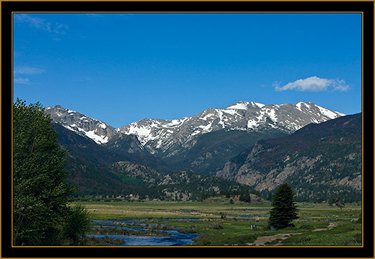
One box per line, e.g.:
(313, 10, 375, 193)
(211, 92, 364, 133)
(269, 182, 299, 229)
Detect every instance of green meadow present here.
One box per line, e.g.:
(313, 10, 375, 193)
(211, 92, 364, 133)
(73, 199, 362, 246)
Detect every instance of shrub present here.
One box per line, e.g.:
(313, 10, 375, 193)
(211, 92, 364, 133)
(63, 204, 91, 245)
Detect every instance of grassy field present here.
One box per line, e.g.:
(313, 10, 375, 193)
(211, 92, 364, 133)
(72, 199, 362, 246)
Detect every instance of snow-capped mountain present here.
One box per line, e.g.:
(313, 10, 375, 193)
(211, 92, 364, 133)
(45, 105, 120, 144)
(45, 101, 345, 176)
(118, 101, 344, 155)
(42, 102, 360, 201)
(215, 113, 362, 201)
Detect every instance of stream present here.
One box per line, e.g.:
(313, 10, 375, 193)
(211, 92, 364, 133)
(87, 219, 200, 246)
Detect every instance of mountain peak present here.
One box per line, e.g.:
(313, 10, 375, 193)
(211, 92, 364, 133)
(119, 101, 344, 156)
(293, 101, 345, 118)
(47, 101, 347, 177)
(224, 101, 266, 110)
(225, 101, 251, 110)
(47, 101, 345, 154)
(250, 101, 266, 108)
(45, 105, 117, 144)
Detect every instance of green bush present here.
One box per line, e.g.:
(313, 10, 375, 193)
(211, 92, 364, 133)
(63, 204, 91, 245)
(296, 224, 315, 230)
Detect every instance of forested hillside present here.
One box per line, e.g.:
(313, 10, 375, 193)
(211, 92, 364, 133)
(108, 162, 258, 201)
(216, 113, 362, 202)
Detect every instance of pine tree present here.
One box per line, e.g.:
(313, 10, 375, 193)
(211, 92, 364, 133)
(239, 190, 251, 203)
(63, 204, 91, 245)
(13, 99, 75, 245)
(269, 182, 299, 229)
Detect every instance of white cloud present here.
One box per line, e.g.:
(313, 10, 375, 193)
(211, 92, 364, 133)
(14, 78, 30, 84)
(14, 66, 45, 75)
(13, 66, 46, 85)
(274, 76, 349, 92)
(14, 14, 68, 34)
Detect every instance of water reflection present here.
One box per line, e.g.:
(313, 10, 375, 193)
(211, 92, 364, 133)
(88, 231, 199, 246)
(88, 219, 200, 246)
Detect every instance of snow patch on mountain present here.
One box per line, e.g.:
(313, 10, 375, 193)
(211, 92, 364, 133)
(247, 119, 259, 128)
(222, 109, 238, 115)
(226, 101, 249, 110)
(45, 105, 117, 145)
(85, 130, 109, 144)
(46, 101, 345, 155)
(118, 101, 345, 155)
(316, 104, 345, 118)
(126, 125, 152, 139)
(295, 101, 304, 111)
(253, 102, 266, 108)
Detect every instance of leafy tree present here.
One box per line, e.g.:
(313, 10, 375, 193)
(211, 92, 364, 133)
(13, 99, 76, 245)
(269, 182, 299, 229)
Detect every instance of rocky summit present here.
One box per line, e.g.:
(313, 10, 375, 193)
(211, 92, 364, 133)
(45, 101, 345, 175)
(118, 101, 344, 156)
(45, 105, 120, 144)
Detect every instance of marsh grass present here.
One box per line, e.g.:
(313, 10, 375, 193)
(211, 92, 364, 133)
(72, 200, 362, 246)
(281, 222, 362, 246)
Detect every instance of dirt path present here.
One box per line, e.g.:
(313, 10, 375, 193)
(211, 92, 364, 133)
(312, 222, 337, 232)
(249, 222, 337, 246)
(251, 233, 302, 246)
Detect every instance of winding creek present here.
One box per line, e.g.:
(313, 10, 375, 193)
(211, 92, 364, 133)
(87, 212, 271, 246)
(87, 219, 200, 246)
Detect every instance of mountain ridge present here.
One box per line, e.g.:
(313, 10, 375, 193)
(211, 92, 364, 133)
(118, 101, 344, 157)
(45, 100, 346, 175)
(43, 101, 362, 202)
(45, 105, 121, 145)
(215, 113, 362, 202)
(46, 101, 344, 149)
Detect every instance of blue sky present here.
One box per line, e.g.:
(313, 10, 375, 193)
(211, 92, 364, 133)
(13, 13, 362, 128)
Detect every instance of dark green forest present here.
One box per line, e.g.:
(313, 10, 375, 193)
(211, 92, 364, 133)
(13, 99, 90, 246)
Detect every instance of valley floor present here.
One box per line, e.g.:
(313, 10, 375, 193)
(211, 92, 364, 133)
(72, 199, 362, 247)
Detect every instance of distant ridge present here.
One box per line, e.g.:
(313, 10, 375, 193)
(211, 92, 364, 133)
(216, 113, 362, 202)
(118, 101, 344, 156)
(46, 101, 346, 176)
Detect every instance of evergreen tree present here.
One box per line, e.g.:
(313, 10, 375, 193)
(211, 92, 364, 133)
(13, 99, 75, 245)
(239, 191, 251, 203)
(63, 204, 91, 245)
(269, 182, 298, 229)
